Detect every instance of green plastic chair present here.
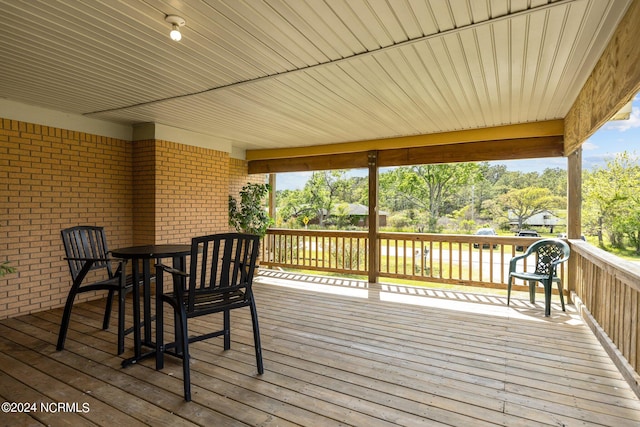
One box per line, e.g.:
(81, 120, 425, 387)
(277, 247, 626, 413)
(507, 238, 570, 316)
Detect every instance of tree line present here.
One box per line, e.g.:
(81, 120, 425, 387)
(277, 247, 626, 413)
(275, 152, 640, 253)
(583, 152, 640, 252)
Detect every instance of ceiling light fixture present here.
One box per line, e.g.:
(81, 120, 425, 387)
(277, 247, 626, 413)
(165, 15, 186, 41)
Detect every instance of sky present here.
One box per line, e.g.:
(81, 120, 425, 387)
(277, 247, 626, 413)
(276, 94, 640, 191)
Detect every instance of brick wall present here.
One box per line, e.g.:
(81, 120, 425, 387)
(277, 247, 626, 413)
(0, 119, 134, 318)
(155, 140, 230, 243)
(229, 158, 268, 202)
(0, 118, 259, 320)
(132, 140, 156, 245)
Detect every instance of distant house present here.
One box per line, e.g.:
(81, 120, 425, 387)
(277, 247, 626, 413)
(508, 210, 564, 233)
(331, 203, 387, 227)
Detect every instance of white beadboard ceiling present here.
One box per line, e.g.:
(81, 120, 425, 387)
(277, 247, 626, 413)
(0, 0, 631, 152)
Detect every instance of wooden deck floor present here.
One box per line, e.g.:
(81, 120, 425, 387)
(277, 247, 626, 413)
(2, 270, 640, 426)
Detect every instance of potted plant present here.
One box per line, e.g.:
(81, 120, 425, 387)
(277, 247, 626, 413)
(228, 183, 273, 237)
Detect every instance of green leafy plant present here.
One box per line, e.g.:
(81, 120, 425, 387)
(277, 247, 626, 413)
(229, 183, 273, 237)
(0, 261, 16, 277)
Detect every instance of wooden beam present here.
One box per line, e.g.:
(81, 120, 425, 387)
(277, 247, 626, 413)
(378, 136, 564, 168)
(249, 135, 564, 174)
(564, 0, 640, 154)
(249, 151, 369, 174)
(247, 120, 564, 162)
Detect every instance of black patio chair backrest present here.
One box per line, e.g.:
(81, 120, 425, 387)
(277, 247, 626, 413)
(185, 232, 260, 314)
(61, 225, 113, 280)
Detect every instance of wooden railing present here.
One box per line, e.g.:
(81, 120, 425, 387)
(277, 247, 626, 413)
(262, 229, 369, 275)
(570, 240, 640, 394)
(262, 229, 566, 294)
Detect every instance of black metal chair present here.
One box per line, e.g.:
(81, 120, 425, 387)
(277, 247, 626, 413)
(58, 226, 133, 354)
(507, 238, 570, 316)
(155, 233, 263, 401)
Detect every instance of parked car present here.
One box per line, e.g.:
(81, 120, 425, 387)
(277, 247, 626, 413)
(515, 230, 540, 251)
(473, 228, 498, 249)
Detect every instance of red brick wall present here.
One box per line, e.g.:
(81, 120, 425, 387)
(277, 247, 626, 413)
(0, 118, 258, 320)
(0, 119, 134, 318)
(132, 140, 156, 245)
(155, 141, 230, 243)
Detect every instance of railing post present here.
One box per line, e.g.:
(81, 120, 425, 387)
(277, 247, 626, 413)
(265, 173, 277, 265)
(368, 151, 379, 283)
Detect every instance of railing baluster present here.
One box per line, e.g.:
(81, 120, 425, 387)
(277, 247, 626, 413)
(478, 244, 483, 282)
(457, 242, 462, 280)
(262, 229, 560, 292)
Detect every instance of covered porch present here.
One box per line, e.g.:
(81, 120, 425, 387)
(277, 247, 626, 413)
(3, 271, 640, 426)
(2, 0, 640, 424)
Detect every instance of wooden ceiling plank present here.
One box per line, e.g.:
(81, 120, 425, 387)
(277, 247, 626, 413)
(565, 0, 640, 154)
(266, 0, 345, 60)
(313, 0, 373, 53)
(535, 2, 586, 119)
(409, 0, 440, 35)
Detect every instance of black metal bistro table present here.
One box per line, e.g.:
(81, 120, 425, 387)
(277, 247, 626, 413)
(111, 244, 191, 367)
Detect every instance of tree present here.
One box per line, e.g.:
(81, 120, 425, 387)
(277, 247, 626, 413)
(583, 152, 640, 250)
(337, 175, 368, 205)
(276, 189, 312, 227)
(538, 167, 567, 197)
(303, 170, 348, 227)
(472, 163, 506, 218)
(495, 170, 540, 192)
(498, 187, 563, 230)
(380, 163, 483, 232)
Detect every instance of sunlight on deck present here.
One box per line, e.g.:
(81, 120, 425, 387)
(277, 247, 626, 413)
(257, 269, 584, 325)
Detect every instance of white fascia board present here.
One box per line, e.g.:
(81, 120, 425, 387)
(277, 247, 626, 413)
(133, 122, 233, 155)
(0, 98, 132, 141)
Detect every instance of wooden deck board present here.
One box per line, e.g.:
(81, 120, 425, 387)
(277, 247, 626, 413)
(2, 272, 640, 426)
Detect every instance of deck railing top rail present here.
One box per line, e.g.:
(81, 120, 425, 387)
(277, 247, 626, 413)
(570, 239, 640, 292)
(262, 228, 566, 293)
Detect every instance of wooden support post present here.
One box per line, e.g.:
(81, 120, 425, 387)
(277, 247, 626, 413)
(567, 148, 582, 239)
(567, 148, 582, 300)
(368, 151, 379, 284)
(268, 173, 276, 221)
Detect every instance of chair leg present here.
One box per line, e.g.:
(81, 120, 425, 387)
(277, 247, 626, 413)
(507, 277, 512, 306)
(543, 280, 552, 317)
(117, 287, 126, 355)
(556, 280, 566, 312)
(177, 310, 191, 401)
(223, 310, 231, 350)
(529, 281, 536, 303)
(103, 289, 115, 330)
(56, 289, 78, 351)
(156, 296, 165, 371)
(174, 307, 183, 356)
(249, 300, 264, 375)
